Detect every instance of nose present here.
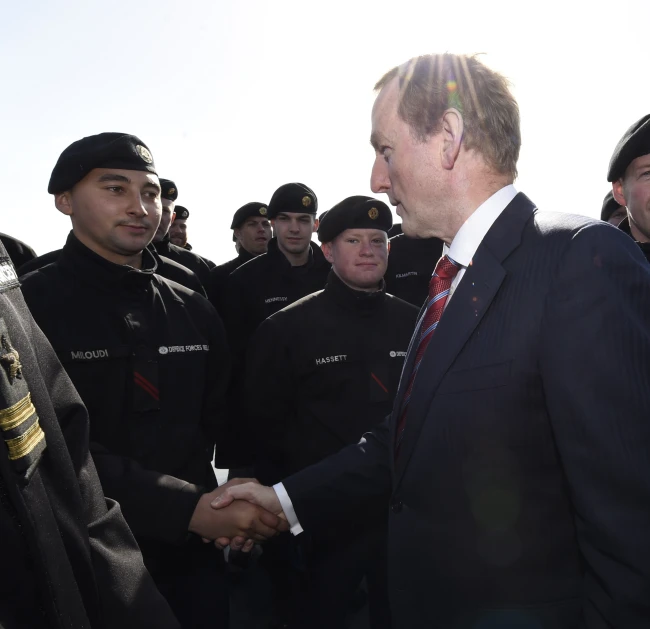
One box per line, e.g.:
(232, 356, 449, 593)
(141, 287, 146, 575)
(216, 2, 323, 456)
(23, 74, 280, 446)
(359, 240, 373, 257)
(370, 155, 390, 194)
(127, 192, 148, 217)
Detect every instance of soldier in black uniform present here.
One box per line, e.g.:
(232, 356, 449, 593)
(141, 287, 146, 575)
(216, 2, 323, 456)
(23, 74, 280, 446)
(0, 241, 180, 628)
(0, 232, 37, 268)
(207, 201, 272, 309)
(19, 132, 288, 628)
(220, 182, 330, 366)
(384, 231, 444, 307)
(601, 190, 627, 226)
(152, 195, 213, 286)
(246, 196, 418, 629)
(170, 204, 217, 268)
(609, 114, 650, 264)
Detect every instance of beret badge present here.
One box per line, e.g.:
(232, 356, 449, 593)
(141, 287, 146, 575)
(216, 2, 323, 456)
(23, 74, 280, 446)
(136, 145, 153, 164)
(259, 207, 268, 216)
(368, 207, 379, 219)
(302, 196, 312, 207)
(168, 187, 176, 196)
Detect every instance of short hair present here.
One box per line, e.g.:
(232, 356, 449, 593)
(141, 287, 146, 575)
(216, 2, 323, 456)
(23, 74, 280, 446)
(375, 54, 521, 179)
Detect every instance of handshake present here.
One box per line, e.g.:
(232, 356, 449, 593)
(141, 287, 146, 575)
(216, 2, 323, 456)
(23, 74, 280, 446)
(188, 479, 288, 553)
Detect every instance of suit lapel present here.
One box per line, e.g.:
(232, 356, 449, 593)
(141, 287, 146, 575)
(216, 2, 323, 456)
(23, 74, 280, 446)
(393, 193, 537, 482)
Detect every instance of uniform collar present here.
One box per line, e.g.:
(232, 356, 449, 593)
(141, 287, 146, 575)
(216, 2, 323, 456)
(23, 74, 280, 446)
(152, 234, 171, 256)
(445, 184, 518, 267)
(618, 216, 650, 261)
(325, 269, 386, 313)
(266, 237, 327, 272)
(59, 231, 157, 292)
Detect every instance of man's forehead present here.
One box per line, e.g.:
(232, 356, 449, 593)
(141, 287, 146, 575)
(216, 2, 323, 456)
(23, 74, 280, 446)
(274, 212, 313, 219)
(90, 168, 160, 185)
(338, 228, 387, 239)
(630, 154, 650, 171)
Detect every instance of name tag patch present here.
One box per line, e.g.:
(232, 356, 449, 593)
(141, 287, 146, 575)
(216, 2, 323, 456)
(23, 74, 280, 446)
(395, 271, 417, 279)
(315, 354, 347, 366)
(159, 344, 209, 355)
(265, 296, 288, 304)
(389, 351, 407, 358)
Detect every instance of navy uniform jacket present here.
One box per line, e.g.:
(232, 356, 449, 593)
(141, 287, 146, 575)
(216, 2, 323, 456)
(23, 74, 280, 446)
(220, 238, 331, 365)
(283, 194, 650, 628)
(384, 232, 444, 307)
(20, 232, 230, 547)
(246, 271, 418, 484)
(0, 244, 179, 628)
(153, 235, 212, 288)
(207, 248, 254, 311)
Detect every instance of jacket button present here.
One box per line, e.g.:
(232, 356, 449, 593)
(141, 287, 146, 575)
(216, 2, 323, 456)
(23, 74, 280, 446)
(391, 500, 403, 514)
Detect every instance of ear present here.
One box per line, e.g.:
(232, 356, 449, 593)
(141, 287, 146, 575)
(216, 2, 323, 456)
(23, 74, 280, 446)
(387, 239, 391, 255)
(321, 241, 334, 264)
(439, 108, 464, 171)
(312, 218, 319, 233)
(612, 180, 627, 207)
(54, 191, 73, 217)
(233, 227, 241, 240)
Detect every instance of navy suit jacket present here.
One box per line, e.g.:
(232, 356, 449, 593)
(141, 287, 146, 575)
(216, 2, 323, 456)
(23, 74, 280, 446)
(283, 194, 650, 628)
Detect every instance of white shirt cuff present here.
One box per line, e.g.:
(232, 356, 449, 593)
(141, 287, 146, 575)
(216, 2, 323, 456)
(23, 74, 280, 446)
(273, 482, 303, 535)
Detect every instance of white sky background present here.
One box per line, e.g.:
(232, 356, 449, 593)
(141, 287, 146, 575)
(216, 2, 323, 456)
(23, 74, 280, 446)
(1, 0, 649, 264)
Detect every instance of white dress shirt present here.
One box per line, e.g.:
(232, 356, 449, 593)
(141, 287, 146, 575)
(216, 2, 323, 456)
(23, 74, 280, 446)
(273, 184, 519, 535)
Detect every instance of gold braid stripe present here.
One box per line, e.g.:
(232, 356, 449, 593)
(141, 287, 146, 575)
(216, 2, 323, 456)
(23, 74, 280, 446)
(0, 394, 35, 431)
(5, 419, 44, 460)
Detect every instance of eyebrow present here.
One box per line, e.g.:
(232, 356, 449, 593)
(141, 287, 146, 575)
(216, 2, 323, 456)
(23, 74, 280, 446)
(97, 173, 131, 183)
(370, 131, 386, 150)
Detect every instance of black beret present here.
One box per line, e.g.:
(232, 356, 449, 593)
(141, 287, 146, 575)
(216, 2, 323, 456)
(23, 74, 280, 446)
(175, 206, 189, 220)
(231, 202, 269, 229)
(317, 196, 392, 243)
(267, 183, 317, 218)
(601, 190, 622, 222)
(48, 132, 157, 194)
(159, 178, 178, 201)
(607, 114, 650, 182)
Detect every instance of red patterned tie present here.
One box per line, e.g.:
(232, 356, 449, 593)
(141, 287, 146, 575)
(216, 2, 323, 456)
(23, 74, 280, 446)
(395, 255, 460, 457)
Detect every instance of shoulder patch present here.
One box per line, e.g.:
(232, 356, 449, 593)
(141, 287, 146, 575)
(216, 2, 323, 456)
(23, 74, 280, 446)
(0, 258, 19, 293)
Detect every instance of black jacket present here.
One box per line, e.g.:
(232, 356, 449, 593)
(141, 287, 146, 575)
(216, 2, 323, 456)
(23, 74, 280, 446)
(20, 232, 230, 546)
(17, 246, 206, 296)
(153, 235, 212, 287)
(220, 238, 331, 364)
(384, 233, 444, 307)
(0, 244, 179, 628)
(618, 215, 650, 263)
(246, 271, 418, 483)
(207, 248, 255, 310)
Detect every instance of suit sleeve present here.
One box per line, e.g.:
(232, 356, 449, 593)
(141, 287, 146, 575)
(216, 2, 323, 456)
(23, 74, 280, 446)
(540, 223, 650, 626)
(30, 320, 181, 628)
(282, 416, 393, 536)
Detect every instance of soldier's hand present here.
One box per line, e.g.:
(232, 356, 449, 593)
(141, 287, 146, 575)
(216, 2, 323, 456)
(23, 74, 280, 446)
(189, 494, 288, 542)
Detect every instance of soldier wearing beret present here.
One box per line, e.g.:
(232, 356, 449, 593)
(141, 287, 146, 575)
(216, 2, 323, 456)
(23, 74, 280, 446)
(384, 231, 444, 307)
(245, 196, 418, 629)
(151, 185, 213, 287)
(609, 114, 650, 263)
(170, 206, 217, 269)
(19, 132, 287, 628)
(600, 190, 627, 226)
(0, 240, 180, 628)
(207, 201, 272, 309)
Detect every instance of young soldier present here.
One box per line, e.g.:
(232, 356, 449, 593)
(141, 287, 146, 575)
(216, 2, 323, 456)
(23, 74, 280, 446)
(20, 132, 287, 628)
(245, 196, 418, 629)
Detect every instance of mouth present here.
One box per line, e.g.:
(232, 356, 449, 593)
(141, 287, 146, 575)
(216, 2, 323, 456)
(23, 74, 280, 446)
(120, 224, 149, 233)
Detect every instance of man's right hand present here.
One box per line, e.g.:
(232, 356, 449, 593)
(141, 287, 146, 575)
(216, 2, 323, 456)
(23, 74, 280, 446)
(210, 481, 285, 518)
(188, 485, 288, 543)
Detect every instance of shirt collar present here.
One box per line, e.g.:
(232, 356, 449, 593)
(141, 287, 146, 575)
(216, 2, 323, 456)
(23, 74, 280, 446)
(444, 184, 518, 267)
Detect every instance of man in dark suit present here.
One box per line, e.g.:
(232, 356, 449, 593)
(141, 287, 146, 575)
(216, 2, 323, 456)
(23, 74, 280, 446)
(215, 54, 650, 627)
